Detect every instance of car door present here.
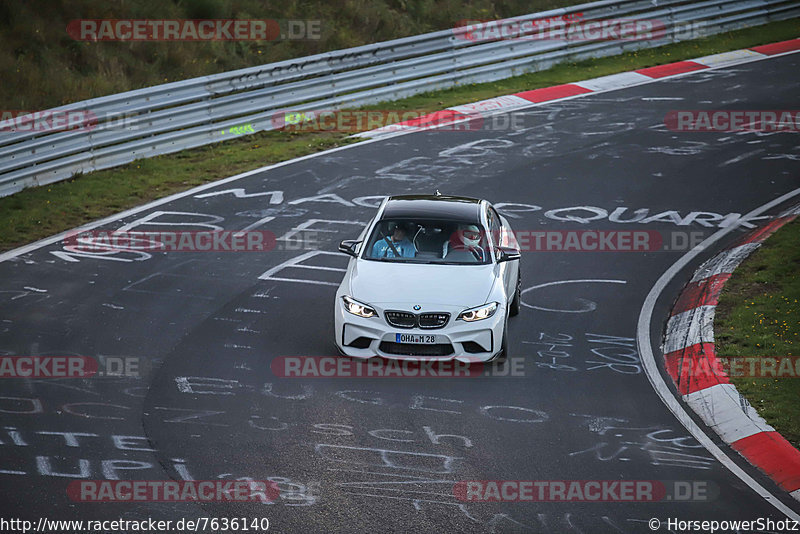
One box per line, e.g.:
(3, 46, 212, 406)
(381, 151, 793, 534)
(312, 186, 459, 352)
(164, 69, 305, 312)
(499, 210, 520, 304)
(487, 204, 517, 303)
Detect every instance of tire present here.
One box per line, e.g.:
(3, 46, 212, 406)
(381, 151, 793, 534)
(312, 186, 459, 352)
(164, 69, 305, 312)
(509, 274, 521, 317)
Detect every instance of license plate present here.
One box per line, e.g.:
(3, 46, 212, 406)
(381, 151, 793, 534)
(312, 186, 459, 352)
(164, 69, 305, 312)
(396, 333, 438, 344)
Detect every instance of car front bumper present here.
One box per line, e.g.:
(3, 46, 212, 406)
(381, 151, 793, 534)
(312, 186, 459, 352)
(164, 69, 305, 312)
(333, 300, 506, 363)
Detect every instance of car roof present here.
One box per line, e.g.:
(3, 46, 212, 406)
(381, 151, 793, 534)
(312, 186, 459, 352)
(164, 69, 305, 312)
(382, 195, 483, 223)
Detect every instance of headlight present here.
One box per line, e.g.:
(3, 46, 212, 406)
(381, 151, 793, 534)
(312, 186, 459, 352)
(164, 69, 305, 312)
(342, 296, 377, 318)
(457, 302, 498, 322)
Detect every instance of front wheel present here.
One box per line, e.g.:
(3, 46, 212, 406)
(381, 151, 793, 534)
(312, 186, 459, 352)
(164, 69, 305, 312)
(509, 274, 521, 317)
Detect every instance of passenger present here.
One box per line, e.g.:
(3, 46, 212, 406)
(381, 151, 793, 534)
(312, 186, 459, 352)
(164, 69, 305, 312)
(371, 223, 417, 258)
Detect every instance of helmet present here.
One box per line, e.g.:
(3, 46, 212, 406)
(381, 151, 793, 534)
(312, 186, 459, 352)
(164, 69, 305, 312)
(458, 224, 482, 249)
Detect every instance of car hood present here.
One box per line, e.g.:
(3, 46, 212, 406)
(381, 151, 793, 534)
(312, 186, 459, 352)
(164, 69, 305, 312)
(348, 260, 497, 309)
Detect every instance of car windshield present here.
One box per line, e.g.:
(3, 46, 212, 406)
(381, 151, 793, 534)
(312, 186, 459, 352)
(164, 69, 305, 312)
(363, 218, 492, 264)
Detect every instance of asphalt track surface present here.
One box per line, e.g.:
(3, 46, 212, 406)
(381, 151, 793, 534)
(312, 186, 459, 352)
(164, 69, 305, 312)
(1, 52, 799, 533)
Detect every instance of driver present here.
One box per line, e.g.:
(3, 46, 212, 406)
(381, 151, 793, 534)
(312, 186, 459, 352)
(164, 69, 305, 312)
(445, 224, 485, 261)
(371, 223, 417, 258)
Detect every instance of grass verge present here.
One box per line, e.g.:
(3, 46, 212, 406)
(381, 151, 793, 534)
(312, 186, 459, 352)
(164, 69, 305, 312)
(1, 18, 799, 253)
(715, 219, 800, 449)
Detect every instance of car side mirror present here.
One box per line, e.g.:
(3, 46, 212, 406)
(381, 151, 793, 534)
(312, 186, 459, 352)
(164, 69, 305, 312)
(496, 247, 521, 262)
(339, 240, 361, 257)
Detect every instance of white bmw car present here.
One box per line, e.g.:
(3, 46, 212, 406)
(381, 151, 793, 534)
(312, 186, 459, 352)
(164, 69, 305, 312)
(334, 194, 521, 362)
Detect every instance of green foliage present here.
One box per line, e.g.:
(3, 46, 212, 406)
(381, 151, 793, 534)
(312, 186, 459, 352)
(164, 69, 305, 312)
(0, 0, 581, 109)
(716, 220, 800, 448)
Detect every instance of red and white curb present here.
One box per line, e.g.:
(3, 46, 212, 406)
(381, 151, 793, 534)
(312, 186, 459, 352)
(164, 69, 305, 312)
(356, 38, 800, 138)
(663, 207, 800, 503)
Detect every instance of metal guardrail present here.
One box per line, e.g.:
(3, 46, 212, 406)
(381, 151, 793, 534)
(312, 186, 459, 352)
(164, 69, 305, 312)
(1, 0, 798, 196)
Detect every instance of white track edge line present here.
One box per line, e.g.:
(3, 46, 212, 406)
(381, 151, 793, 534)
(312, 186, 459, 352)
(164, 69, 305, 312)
(637, 186, 800, 520)
(0, 137, 390, 263)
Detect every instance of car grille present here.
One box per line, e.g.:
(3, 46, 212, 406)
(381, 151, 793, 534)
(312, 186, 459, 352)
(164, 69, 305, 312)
(384, 311, 450, 329)
(419, 313, 450, 329)
(379, 342, 454, 357)
(385, 311, 416, 328)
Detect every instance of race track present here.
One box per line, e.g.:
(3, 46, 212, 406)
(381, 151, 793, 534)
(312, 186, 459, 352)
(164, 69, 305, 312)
(1, 51, 799, 533)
